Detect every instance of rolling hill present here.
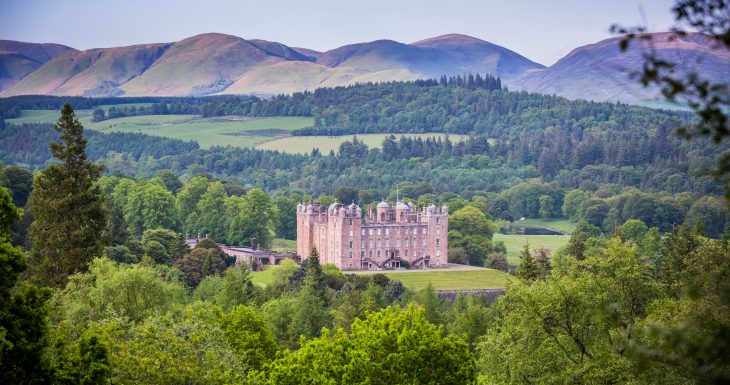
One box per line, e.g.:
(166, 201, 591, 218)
(0, 40, 76, 92)
(1, 33, 542, 97)
(2, 32, 728, 102)
(513, 32, 730, 102)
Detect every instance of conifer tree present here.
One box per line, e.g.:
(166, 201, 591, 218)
(515, 243, 539, 281)
(28, 103, 106, 288)
(305, 247, 328, 306)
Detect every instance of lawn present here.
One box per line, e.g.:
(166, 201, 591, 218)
(494, 233, 571, 265)
(354, 269, 511, 290)
(270, 238, 296, 253)
(256, 133, 469, 154)
(511, 218, 577, 234)
(251, 266, 277, 287)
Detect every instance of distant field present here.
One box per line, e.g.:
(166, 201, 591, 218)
(354, 269, 511, 290)
(89, 115, 313, 148)
(271, 238, 296, 253)
(511, 219, 577, 234)
(6, 109, 313, 149)
(494, 233, 571, 265)
(256, 133, 469, 154)
(6, 109, 94, 126)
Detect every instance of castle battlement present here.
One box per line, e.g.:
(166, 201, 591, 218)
(296, 200, 448, 270)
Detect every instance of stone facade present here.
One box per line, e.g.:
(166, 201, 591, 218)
(296, 200, 448, 270)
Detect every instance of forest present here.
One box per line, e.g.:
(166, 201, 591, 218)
(0, 103, 728, 385)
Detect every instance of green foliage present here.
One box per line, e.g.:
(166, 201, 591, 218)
(261, 305, 476, 385)
(221, 305, 278, 372)
(125, 179, 179, 236)
(28, 103, 106, 288)
(515, 243, 540, 281)
(478, 239, 662, 384)
(216, 265, 257, 311)
(449, 205, 495, 266)
(0, 187, 53, 384)
(56, 258, 188, 324)
(175, 247, 226, 288)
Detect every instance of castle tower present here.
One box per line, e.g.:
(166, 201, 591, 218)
(296, 202, 315, 259)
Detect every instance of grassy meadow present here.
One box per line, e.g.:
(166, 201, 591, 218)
(255, 133, 469, 154)
(7, 109, 465, 152)
(511, 218, 577, 234)
(356, 269, 512, 290)
(250, 263, 511, 290)
(494, 233, 571, 265)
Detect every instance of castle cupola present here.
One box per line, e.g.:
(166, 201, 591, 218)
(376, 200, 389, 222)
(395, 201, 409, 222)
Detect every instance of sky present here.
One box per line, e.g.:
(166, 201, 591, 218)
(0, 0, 678, 66)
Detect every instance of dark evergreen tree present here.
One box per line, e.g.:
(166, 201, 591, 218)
(27, 103, 106, 288)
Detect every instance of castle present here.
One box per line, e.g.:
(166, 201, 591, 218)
(296, 200, 448, 270)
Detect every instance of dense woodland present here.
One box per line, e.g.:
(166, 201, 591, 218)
(0, 103, 728, 384)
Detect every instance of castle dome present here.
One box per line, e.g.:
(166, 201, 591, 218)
(329, 202, 339, 210)
(377, 201, 389, 208)
(396, 201, 409, 210)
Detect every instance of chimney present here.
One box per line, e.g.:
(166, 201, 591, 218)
(251, 237, 258, 250)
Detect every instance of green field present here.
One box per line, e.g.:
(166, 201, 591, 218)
(7, 109, 313, 149)
(494, 233, 571, 265)
(355, 269, 511, 290)
(511, 218, 577, 234)
(250, 265, 511, 290)
(90, 115, 313, 148)
(270, 238, 296, 253)
(7, 109, 469, 152)
(6, 109, 94, 126)
(256, 133, 469, 154)
(251, 266, 278, 287)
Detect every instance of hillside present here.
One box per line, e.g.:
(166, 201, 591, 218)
(1, 33, 541, 97)
(2, 32, 728, 101)
(0, 40, 76, 92)
(513, 32, 730, 102)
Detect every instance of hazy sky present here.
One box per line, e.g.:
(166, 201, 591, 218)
(1, 0, 677, 65)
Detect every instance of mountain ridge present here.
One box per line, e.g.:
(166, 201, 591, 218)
(2, 32, 728, 102)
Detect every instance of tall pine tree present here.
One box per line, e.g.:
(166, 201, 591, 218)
(28, 103, 106, 288)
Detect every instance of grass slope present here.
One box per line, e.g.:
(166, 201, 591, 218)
(257, 133, 468, 154)
(494, 233, 571, 265)
(88, 115, 312, 148)
(511, 218, 577, 234)
(355, 269, 511, 290)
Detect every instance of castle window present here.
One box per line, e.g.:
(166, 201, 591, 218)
(413, 228, 417, 235)
(350, 230, 353, 237)
(396, 239, 400, 247)
(385, 240, 389, 248)
(349, 252, 353, 259)
(385, 228, 389, 235)
(369, 251, 372, 257)
(349, 241, 353, 249)
(349, 219, 353, 226)
(377, 251, 380, 258)
(361, 229, 365, 236)
(380, 213, 385, 222)
(361, 251, 364, 258)
(422, 228, 426, 234)
(369, 229, 373, 235)
(405, 239, 409, 247)
(377, 228, 381, 235)
(436, 218, 440, 224)
(436, 250, 440, 257)
(436, 229, 440, 236)
(436, 238, 440, 247)
(377, 241, 381, 248)
(405, 250, 408, 257)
